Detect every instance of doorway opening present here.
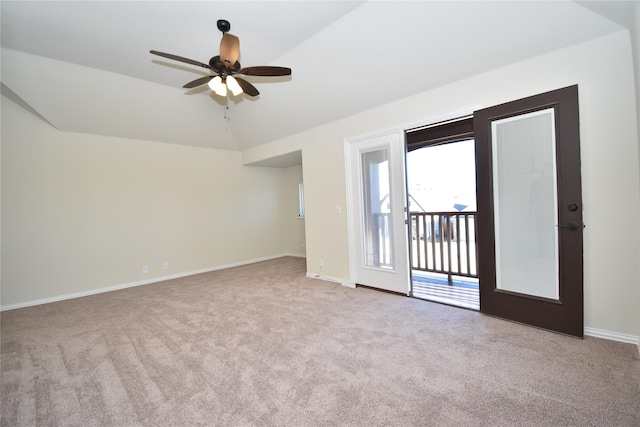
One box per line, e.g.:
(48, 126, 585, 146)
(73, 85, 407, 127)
(406, 139, 479, 310)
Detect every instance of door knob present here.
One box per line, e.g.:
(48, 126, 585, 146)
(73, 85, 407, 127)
(558, 222, 580, 230)
(567, 203, 579, 212)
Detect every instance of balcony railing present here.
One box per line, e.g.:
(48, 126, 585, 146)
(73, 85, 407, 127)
(369, 212, 393, 268)
(410, 211, 478, 282)
(367, 211, 478, 283)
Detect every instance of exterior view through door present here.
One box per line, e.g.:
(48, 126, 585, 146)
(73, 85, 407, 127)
(407, 139, 479, 310)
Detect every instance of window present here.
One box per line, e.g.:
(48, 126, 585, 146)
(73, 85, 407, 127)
(298, 182, 305, 219)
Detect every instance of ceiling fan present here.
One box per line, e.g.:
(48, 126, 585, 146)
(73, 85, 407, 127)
(150, 19, 291, 98)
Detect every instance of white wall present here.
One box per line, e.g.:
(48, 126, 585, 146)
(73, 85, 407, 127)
(243, 31, 640, 339)
(1, 95, 296, 308)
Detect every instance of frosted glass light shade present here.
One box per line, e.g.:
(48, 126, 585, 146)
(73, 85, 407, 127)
(208, 76, 227, 96)
(226, 76, 243, 96)
(215, 84, 227, 97)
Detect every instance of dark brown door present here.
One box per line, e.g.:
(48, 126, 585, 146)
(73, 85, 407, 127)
(474, 85, 584, 337)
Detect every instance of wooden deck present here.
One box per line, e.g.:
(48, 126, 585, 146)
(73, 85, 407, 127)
(412, 274, 479, 310)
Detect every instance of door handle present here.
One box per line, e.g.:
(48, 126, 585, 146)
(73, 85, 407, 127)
(557, 222, 581, 230)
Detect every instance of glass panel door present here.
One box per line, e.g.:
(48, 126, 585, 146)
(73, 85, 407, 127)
(474, 85, 583, 337)
(346, 131, 410, 294)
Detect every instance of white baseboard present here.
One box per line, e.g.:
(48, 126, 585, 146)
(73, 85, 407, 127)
(306, 272, 355, 288)
(584, 327, 639, 349)
(286, 252, 307, 258)
(1, 253, 300, 312)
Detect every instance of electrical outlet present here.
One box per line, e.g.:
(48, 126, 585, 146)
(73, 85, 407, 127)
(319, 258, 324, 268)
(142, 265, 149, 274)
(162, 262, 169, 271)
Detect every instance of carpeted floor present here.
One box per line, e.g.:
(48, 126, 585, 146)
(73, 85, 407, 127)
(2, 256, 639, 426)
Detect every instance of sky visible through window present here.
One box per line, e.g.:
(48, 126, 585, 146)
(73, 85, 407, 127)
(406, 139, 477, 213)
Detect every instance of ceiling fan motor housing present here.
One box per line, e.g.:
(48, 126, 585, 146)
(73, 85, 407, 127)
(209, 55, 240, 73)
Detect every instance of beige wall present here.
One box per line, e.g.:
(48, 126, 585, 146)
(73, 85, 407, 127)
(1, 96, 299, 308)
(244, 31, 640, 339)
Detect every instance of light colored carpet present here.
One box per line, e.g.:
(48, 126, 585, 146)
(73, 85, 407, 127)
(2, 256, 639, 426)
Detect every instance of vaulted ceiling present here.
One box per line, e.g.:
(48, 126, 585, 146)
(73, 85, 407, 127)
(1, 1, 635, 152)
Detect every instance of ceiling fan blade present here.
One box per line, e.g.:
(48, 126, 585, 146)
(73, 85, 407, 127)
(150, 50, 211, 70)
(234, 77, 260, 97)
(219, 33, 240, 68)
(183, 75, 214, 89)
(239, 66, 292, 77)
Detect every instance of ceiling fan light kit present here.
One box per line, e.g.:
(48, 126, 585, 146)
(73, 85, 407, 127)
(150, 19, 291, 99)
(225, 76, 244, 96)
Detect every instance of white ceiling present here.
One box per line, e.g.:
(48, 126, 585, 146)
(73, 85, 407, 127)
(1, 1, 636, 154)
